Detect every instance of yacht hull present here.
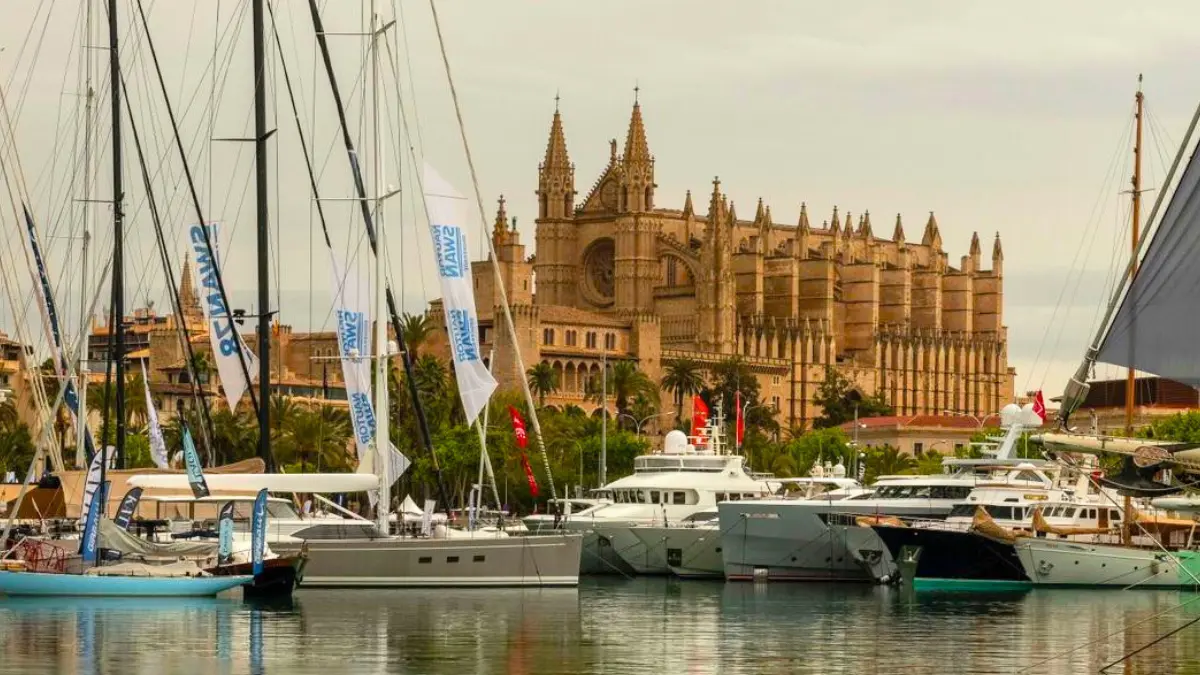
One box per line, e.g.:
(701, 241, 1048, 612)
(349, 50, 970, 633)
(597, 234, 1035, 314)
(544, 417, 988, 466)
(628, 526, 722, 579)
(718, 502, 894, 582)
(598, 525, 671, 575)
(873, 525, 1028, 588)
(1015, 538, 1200, 588)
(272, 533, 582, 588)
(523, 518, 637, 575)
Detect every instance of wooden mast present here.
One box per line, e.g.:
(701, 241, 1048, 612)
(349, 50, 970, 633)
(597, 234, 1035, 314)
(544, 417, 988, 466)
(1123, 75, 1144, 546)
(1125, 75, 1144, 437)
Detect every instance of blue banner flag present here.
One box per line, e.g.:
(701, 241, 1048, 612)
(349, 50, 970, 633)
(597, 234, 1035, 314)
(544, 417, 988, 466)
(79, 481, 108, 563)
(113, 487, 143, 530)
(251, 488, 268, 576)
(182, 426, 210, 498)
(218, 501, 235, 564)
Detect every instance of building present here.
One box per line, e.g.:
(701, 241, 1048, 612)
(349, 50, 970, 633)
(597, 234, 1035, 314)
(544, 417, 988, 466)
(839, 414, 1003, 456)
(0, 330, 40, 432)
(87, 256, 350, 418)
(1075, 376, 1200, 434)
(428, 97, 1015, 430)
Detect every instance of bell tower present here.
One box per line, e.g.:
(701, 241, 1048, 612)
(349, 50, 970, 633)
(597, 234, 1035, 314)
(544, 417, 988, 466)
(614, 91, 660, 315)
(533, 96, 577, 307)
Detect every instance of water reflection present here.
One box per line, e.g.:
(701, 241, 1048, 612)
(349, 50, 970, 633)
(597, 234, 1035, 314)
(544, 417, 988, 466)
(4, 581, 1200, 674)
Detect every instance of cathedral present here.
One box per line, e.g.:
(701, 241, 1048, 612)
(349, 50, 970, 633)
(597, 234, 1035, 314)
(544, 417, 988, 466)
(430, 98, 1015, 431)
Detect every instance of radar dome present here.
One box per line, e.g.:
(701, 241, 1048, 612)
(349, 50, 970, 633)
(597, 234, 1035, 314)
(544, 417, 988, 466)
(664, 430, 688, 455)
(831, 461, 846, 478)
(999, 403, 1022, 427)
(1019, 403, 1043, 427)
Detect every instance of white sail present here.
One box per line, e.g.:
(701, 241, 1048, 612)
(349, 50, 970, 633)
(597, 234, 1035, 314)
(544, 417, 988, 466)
(139, 361, 169, 469)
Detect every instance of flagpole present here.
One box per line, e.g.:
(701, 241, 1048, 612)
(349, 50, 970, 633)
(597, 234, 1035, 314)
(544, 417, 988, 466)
(600, 348, 607, 487)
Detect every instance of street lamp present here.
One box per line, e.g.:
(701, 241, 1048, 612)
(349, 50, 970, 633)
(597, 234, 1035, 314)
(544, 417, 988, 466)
(618, 411, 674, 438)
(943, 409, 986, 429)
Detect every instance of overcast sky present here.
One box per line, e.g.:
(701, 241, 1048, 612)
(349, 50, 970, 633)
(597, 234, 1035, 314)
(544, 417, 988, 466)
(1, 1, 1198, 401)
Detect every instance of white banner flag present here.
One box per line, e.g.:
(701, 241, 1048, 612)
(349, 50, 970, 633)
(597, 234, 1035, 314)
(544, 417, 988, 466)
(422, 164, 497, 425)
(139, 361, 170, 469)
(328, 252, 410, 499)
(78, 446, 110, 521)
(186, 223, 258, 411)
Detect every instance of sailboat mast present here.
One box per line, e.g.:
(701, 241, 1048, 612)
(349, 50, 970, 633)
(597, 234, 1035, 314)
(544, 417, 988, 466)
(77, 0, 95, 469)
(1125, 76, 1143, 437)
(109, 0, 124, 473)
(252, 0, 273, 470)
(371, 0, 391, 533)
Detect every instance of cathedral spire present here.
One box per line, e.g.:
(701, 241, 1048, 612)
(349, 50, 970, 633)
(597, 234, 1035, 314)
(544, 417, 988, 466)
(179, 253, 200, 317)
(623, 98, 651, 165)
(682, 189, 694, 218)
(969, 231, 981, 256)
(830, 206, 840, 234)
(537, 100, 575, 220)
(992, 231, 1003, 260)
(798, 202, 811, 232)
(893, 213, 905, 242)
(542, 104, 570, 171)
(493, 194, 509, 243)
(860, 210, 872, 238)
(922, 211, 943, 250)
(754, 197, 766, 225)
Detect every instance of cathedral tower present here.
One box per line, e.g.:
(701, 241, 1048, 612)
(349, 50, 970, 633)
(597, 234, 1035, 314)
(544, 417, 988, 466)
(614, 96, 660, 315)
(533, 100, 577, 307)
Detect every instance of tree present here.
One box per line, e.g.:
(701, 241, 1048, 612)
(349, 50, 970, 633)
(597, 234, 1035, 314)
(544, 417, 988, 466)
(526, 362, 559, 408)
(702, 356, 779, 441)
(585, 360, 657, 429)
(812, 366, 893, 428)
(661, 358, 705, 424)
(863, 445, 916, 483)
(401, 312, 433, 359)
(278, 405, 353, 473)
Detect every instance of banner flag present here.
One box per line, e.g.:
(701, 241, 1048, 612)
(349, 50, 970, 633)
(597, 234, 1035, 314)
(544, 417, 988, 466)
(140, 361, 170, 469)
(182, 426, 210, 498)
(113, 487, 143, 530)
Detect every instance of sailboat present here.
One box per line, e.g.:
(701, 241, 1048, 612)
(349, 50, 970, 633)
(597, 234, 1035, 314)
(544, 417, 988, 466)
(1023, 80, 1200, 588)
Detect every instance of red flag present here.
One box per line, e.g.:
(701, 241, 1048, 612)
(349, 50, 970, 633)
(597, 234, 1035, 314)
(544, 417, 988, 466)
(1033, 390, 1046, 423)
(519, 452, 539, 497)
(508, 406, 529, 449)
(691, 395, 709, 438)
(735, 391, 745, 445)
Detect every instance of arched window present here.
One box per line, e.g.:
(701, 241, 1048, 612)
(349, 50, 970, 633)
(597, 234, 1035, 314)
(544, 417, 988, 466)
(604, 333, 616, 350)
(543, 328, 555, 345)
(586, 332, 597, 349)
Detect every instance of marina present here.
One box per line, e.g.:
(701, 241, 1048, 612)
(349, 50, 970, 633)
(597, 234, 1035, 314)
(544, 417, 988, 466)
(5, 1, 1200, 673)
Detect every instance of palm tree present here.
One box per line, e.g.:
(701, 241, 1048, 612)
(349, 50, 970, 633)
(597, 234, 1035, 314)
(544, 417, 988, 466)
(586, 360, 656, 428)
(661, 358, 705, 424)
(526, 362, 559, 407)
(401, 313, 433, 359)
(281, 405, 353, 472)
(864, 445, 916, 483)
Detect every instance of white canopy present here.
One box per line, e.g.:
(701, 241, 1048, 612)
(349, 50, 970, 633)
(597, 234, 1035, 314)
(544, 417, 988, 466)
(399, 495, 423, 515)
(127, 473, 379, 494)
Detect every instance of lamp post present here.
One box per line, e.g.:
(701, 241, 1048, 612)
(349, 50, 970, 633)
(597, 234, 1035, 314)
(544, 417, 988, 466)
(943, 409, 987, 429)
(618, 411, 674, 439)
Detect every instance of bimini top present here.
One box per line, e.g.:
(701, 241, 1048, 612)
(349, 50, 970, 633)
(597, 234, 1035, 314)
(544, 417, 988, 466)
(127, 473, 379, 494)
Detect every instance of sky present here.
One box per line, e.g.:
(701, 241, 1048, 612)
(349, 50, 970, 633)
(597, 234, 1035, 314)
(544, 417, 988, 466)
(1, 0, 1199, 401)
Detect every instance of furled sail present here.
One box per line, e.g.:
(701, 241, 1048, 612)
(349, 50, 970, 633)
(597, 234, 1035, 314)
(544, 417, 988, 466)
(1094, 143, 1200, 383)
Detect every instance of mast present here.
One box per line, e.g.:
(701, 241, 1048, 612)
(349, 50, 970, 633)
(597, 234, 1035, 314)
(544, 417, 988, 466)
(109, 0, 124, 474)
(600, 349, 607, 487)
(1125, 76, 1144, 437)
(371, 0, 391, 533)
(252, 0, 273, 470)
(77, 0, 95, 469)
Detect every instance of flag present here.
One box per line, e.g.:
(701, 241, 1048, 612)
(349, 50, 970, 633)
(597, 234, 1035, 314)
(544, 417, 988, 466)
(520, 452, 539, 497)
(421, 499, 436, 537)
(328, 251, 410, 504)
(508, 406, 529, 449)
(422, 164, 497, 425)
(218, 501, 235, 564)
(79, 480, 107, 562)
(113, 487, 143, 530)
(182, 426, 210, 498)
(140, 361, 169, 469)
(251, 488, 268, 576)
(691, 395, 710, 439)
(1033, 390, 1046, 423)
(187, 223, 259, 411)
(78, 446, 110, 521)
(735, 391, 745, 445)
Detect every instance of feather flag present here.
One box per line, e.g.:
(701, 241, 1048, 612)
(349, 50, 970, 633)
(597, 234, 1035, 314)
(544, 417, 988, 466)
(509, 406, 538, 496)
(735, 391, 745, 446)
(691, 395, 710, 443)
(140, 361, 169, 469)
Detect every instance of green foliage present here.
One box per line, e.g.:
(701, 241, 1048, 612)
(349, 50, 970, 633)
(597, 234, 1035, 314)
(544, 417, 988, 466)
(700, 356, 779, 444)
(401, 313, 433, 359)
(661, 358, 705, 424)
(526, 362, 559, 407)
(0, 405, 34, 477)
(862, 445, 916, 483)
(1140, 411, 1200, 443)
(812, 366, 893, 429)
(585, 360, 657, 429)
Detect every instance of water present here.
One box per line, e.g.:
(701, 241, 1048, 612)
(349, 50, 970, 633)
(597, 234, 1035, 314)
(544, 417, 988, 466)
(3, 579, 1200, 674)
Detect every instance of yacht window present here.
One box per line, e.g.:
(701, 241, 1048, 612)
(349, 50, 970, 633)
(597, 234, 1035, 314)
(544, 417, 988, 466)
(641, 490, 651, 504)
(673, 492, 687, 505)
(743, 493, 755, 500)
(1014, 470, 1042, 482)
(949, 504, 976, 518)
(912, 486, 932, 498)
(986, 506, 1013, 520)
(1087, 509, 1096, 519)
(1062, 508, 1077, 518)
(716, 493, 726, 502)
(1111, 510, 1122, 522)
(651, 491, 660, 504)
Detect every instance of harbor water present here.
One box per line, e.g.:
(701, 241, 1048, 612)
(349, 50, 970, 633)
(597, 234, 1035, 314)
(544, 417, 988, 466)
(3, 578, 1200, 674)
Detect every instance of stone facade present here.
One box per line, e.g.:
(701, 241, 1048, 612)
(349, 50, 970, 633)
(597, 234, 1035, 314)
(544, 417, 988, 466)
(427, 98, 1015, 430)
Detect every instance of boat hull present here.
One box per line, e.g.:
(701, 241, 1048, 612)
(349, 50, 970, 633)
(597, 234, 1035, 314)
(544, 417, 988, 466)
(628, 526, 723, 579)
(207, 555, 306, 598)
(0, 571, 250, 597)
(272, 533, 582, 588)
(523, 518, 636, 575)
(718, 502, 894, 582)
(1015, 538, 1200, 588)
(872, 525, 1028, 587)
